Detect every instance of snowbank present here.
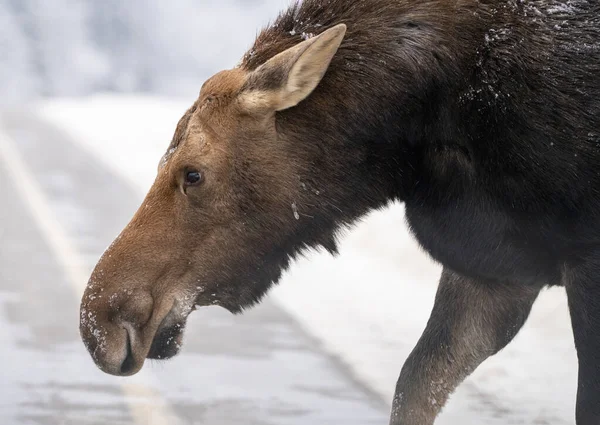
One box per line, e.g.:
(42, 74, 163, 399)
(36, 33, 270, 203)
(37, 95, 578, 424)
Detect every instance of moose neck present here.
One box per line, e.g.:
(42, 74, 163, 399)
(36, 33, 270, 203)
(242, 0, 486, 206)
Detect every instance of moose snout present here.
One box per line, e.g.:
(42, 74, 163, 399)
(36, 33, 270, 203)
(80, 285, 158, 376)
(81, 321, 138, 376)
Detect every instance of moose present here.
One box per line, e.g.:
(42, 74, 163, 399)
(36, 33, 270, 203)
(79, 0, 600, 423)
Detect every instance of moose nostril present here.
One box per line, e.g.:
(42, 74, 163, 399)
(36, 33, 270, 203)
(120, 328, 136, 375)
(118, 291, 154, 328)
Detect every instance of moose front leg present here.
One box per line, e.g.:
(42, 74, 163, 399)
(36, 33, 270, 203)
(390, 268, 542, 425)
(565, 256, 600, 425)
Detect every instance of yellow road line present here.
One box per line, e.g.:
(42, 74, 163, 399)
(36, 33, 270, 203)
(0, 126, 180, 425)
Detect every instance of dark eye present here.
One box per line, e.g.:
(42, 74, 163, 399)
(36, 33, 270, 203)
(184, 169, 203, 187)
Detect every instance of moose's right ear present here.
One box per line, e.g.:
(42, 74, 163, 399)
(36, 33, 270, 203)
(239, 23, 347, 113)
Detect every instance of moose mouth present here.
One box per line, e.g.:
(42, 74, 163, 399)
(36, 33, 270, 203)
(119, 323, 185, 375)
(120, 317, 186, 375)
(101, 300, 191, 377)
(147, 318, 185, 360)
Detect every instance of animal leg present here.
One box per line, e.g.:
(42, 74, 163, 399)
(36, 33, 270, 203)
(565, 257, 600, 425)
(389, 268, 541, 425)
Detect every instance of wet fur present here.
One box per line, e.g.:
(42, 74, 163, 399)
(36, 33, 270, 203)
(241, 0, 600, 288)
(238, 1, 600, 423)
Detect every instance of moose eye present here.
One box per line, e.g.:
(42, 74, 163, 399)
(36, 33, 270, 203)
(184, 169, 203, 186)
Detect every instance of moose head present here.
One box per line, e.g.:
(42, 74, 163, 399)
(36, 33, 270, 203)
(79, 24, 401, 376)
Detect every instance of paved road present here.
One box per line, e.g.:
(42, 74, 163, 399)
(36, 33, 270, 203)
(0, 110, 389, 425)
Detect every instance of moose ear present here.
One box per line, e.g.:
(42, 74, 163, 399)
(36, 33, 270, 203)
(240, 23, 347, 112)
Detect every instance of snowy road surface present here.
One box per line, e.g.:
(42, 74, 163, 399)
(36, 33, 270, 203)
(0, 111, 388, 424)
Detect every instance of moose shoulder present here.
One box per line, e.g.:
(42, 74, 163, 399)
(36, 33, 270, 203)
(79, 1, 600, 424)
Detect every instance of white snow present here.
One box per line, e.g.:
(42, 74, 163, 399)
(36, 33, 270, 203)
(36, 95, 578, 424)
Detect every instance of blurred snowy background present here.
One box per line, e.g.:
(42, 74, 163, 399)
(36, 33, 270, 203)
(0, 0, 291, 104)
(0, 0, 580, 423)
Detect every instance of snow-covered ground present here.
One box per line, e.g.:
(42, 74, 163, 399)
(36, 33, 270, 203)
(36, 95, 579, 424)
